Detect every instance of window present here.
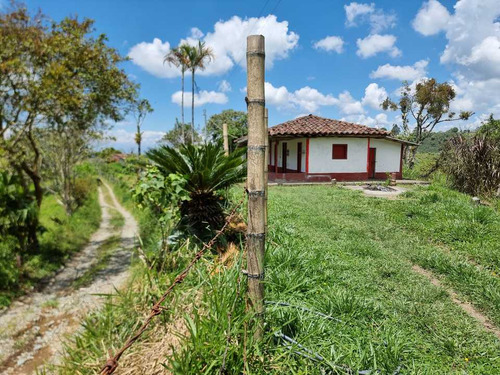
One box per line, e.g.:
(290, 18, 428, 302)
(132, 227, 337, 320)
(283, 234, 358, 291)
(332, 144, 348, 159)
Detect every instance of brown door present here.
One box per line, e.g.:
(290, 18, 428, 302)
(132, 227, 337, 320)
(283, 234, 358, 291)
(368, 148, 376, 178)
(282, 142, 287, 172)
(297, 142, 302, 172)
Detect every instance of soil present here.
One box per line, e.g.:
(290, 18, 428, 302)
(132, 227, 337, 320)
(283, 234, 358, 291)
(412, 264, 500, 340)
(0, 182, 138, 374)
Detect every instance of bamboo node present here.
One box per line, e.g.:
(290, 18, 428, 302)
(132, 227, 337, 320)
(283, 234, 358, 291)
(247, 232, 265, 238)
(246, 51, 266, 56)
(247, 145, 266, 151)
(246, 98, 265, 106)
(247, 190, 266, 197)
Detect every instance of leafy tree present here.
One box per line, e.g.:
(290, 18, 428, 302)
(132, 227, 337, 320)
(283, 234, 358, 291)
(390, 124, 401, 136)
(160, 119, 200, 147)
(382, 79, 473, 168)
(206, 110, 247, 152)
(477, 114, 500, 140)
(185, 41, 214, 140)
(164, 44, 191, 139)
(133, 98, 153, 156)
(147, 142, 246, 239)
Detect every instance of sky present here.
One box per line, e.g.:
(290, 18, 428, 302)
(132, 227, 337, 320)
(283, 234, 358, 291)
(15, 0, 500, 151)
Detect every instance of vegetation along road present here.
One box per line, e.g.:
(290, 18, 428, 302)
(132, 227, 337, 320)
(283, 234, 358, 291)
(0, 182, 137, 374)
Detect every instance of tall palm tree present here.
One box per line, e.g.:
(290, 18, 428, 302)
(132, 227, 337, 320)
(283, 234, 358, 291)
(147, 141, 245, 239)
(186, 41, 214, 142)
(164, 44, 191, 141)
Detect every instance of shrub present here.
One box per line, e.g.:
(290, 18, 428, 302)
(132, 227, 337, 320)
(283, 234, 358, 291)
(440, 134, 500, 196)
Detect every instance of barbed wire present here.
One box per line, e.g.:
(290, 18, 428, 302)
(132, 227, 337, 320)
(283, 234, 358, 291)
(99, 196, 245, 375)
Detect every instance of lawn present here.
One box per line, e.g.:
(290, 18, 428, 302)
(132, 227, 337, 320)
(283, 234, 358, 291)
(263, 184, 500, 373)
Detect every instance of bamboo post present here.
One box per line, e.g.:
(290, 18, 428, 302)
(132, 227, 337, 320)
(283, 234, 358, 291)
(246, 35, 266, 339)
(223, 122, 229, 156)
(264, 108, 269, 234)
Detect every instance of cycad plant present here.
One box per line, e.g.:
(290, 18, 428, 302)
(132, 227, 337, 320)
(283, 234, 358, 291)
(147, 142, 246, 239)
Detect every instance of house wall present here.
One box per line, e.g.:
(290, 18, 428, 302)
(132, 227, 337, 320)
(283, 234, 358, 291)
(270, 138, 306, 172)
(370, 138, 402, 173)
(309, 137, 367, 173)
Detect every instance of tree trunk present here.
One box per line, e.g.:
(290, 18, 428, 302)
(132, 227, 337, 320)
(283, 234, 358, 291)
(181, 69, 185, 143)
(191, 69, 195, 143)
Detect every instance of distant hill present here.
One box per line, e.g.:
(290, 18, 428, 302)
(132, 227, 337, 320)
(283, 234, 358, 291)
(418, 128, 463, 153)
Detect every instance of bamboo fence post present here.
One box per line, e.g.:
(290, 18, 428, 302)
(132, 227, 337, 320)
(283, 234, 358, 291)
(223, 122, 229, 156)
(264, 108, 269, 234)
(246, 35, 266, 340)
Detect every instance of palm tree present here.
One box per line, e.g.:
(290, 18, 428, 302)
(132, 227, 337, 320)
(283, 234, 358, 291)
(147, 141, 245, 239)
(185, 41, 214, 142)
(164, 44, 191, 141)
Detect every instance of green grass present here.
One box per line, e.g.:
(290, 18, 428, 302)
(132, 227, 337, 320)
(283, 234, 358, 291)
(0, 185, 101, 307)
(53, 163, 500, 374)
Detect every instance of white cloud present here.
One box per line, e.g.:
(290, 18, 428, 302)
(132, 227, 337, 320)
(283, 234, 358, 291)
(370, 59, 429, 80)
(337, 91, 364, 115)
(218, 80, 232, 92)
(345, 2, 396, 33)
(356, 34, 401, 58)
(263, 83, 363, 115)
(413, 0, 500, 118)
(313, 36, 344, 53)
(129, 15, 299, 78)
(341, 113, 389, 127)
(362, 83, 388, 109)
(171, 90, 228, 107)
(104, 128, 165, 152)
(128, 38, 177, 78)
(412, 0, 451, 36)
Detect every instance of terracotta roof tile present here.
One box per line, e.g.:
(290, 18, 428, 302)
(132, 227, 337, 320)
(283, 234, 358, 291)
(269, 114, 390, 137)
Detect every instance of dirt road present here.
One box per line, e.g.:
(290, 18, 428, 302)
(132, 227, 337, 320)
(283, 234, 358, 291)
(0, 182, 138, 374)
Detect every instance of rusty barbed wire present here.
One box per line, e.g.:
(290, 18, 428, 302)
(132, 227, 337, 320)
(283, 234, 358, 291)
(99, 196, 245, 375)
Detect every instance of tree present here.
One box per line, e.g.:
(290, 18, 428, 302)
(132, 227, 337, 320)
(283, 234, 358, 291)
(0, 6, 137, 244)
(390, 124, 401, 136)
(382, 79, 473, 168)
(147, 142, 246, 239)
(160, 119, 200, 147)
(206, 110, 247, 152)
(164, 44, 190, 140)
(477, 114, 500, 140)
(185, 41, 214, 141)
(133, 98, 153, 156)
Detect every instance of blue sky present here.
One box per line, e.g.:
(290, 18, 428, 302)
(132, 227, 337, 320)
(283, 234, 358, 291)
(19, 0, 500, 151)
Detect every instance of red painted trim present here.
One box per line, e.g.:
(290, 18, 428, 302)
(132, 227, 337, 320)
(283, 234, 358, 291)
(305, 138, 310, 174)
(274, 141, 278, 173)
(399, 143, 404, 174)
(366, 138, 370, 173)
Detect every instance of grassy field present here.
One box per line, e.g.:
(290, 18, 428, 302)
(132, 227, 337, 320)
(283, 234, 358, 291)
(53, 177, 499, 374)
(261, 184, 499, 373)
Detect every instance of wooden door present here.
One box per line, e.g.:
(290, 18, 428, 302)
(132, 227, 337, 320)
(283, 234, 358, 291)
(368, 148, 376, 178)
(297, 142, 302, 172)
(282, 142, 287, 172)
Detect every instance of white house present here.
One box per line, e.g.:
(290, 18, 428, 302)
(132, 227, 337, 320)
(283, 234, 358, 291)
(267, 114, 410, 182)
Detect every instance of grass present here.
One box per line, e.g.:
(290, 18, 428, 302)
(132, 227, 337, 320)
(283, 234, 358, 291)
(53, 165, 500, 373)
(0, 185, 101, 307)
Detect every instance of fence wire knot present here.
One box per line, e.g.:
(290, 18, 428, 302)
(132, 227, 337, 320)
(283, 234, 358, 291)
(100, 358, 118, 374)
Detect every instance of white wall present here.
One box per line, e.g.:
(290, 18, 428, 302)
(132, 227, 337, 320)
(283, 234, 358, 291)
(370, 138, 401, 172)
(309, 137, 367, 173)
(271, 138, 306, 171)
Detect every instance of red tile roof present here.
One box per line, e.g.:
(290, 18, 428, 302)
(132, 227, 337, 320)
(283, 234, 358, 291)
(269, 114, 390, 137)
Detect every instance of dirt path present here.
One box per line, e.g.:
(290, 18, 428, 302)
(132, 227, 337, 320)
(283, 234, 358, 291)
(412, 264, 500, 340)
(0, 182, 138, 374)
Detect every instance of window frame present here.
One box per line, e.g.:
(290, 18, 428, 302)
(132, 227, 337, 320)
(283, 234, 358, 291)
(332, 144, 348, 160)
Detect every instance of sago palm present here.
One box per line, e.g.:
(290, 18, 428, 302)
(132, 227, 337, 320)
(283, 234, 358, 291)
(147, 142, 246, 239)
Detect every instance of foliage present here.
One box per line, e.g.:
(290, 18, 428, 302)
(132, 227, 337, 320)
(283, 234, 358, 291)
(164, 43, 191, 126)
(147, 142, 246, 239)
(206, 109, 248, 151)
(382, 79, 473, 168)
(133, 98, 153, 156)
(402, 152, 440, 180)
(160, 119, 201, 147)
(390, 124, 400, 136)
(418, 127, 462, 153)
(440, 134, 500, 196)
(133, 166, 189, 266)
(477, 114, 500, 140)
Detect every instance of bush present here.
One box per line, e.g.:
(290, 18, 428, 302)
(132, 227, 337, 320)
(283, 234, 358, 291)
(72, 177, 96, 207)
(440, 134, 500, 196)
